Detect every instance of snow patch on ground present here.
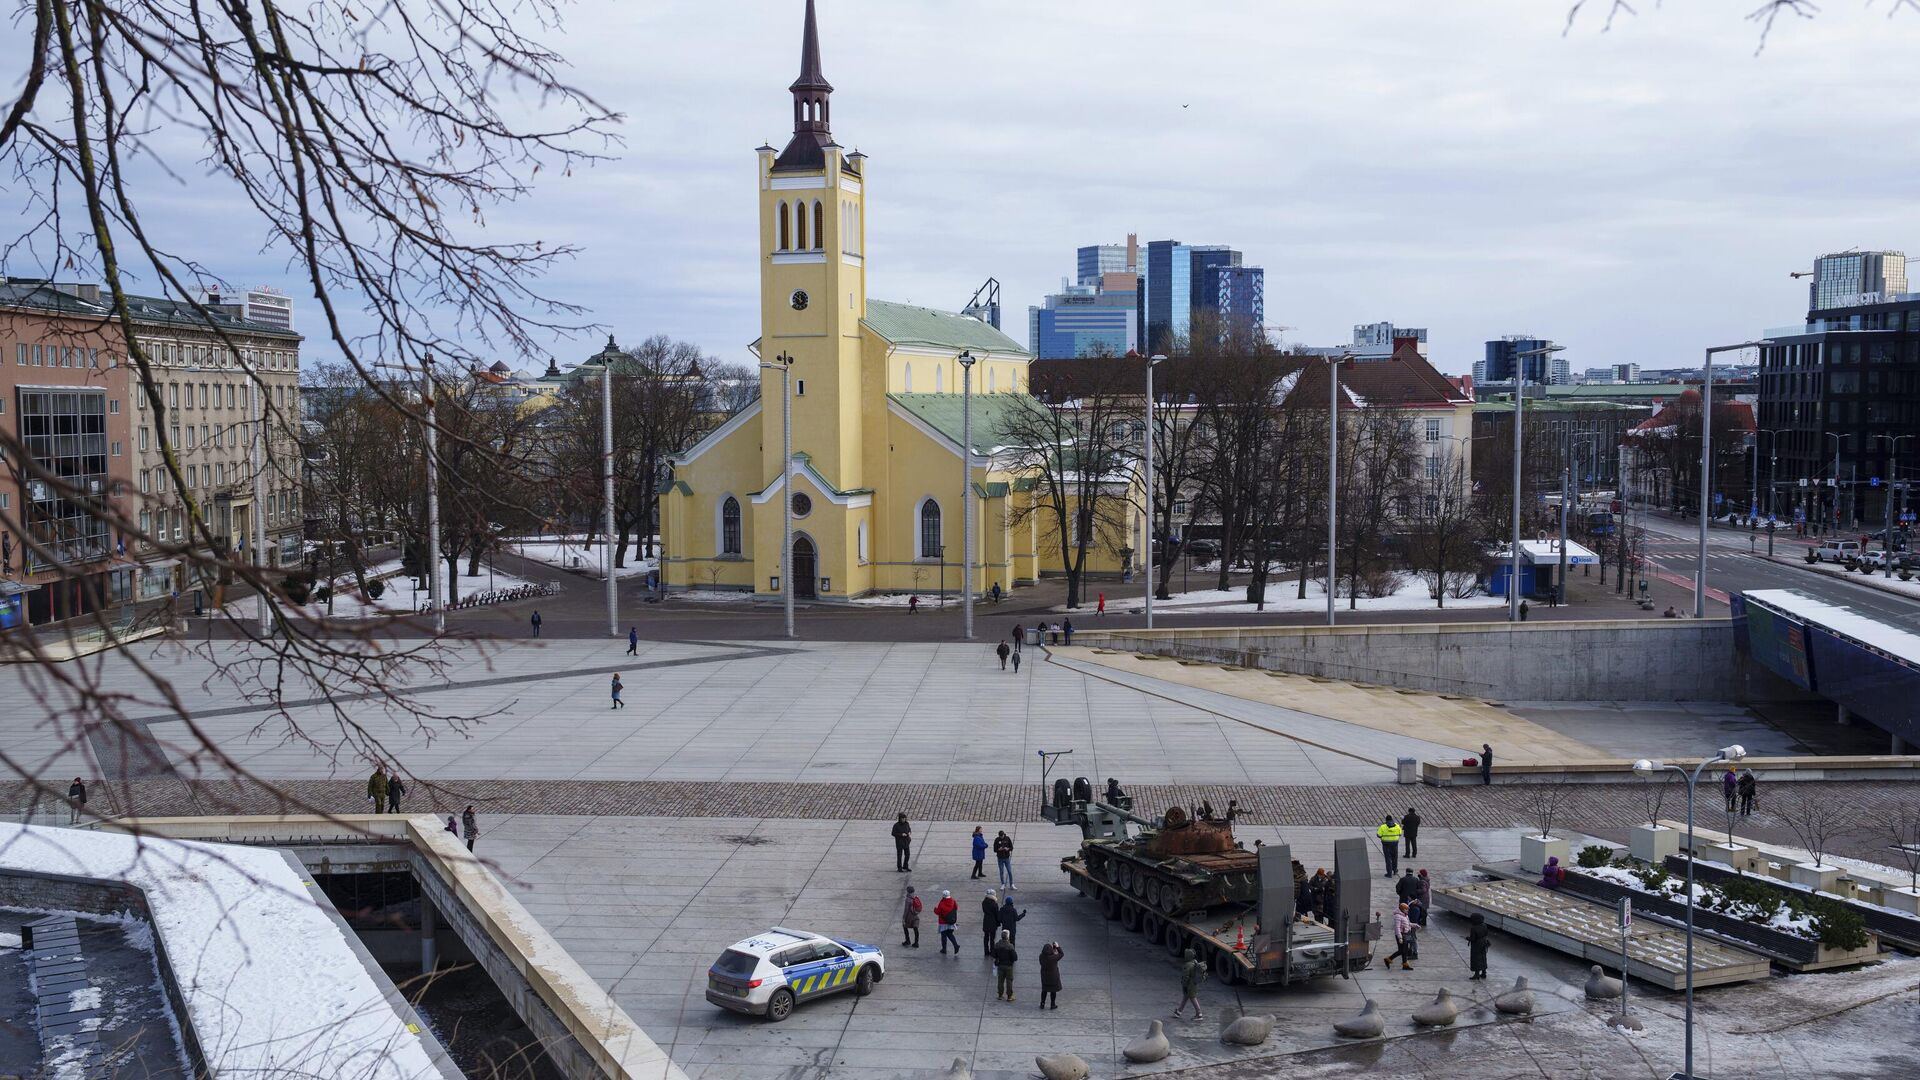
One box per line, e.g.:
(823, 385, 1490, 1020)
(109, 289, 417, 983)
(0, 824, 438, 1078)
(1059, 576, 1504, 615)
(67, 985, 102, 1011)
(670, 590, 756, 604)
(297, 558, 537, 621)
(509, 535, 656, 580)
(0, 930, 19, 948)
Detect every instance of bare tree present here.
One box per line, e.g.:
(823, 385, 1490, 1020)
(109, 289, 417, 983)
(1769, 787, 1856, 870)
(0, 0, 613, 822)
(1563, 0, 1910, 53)
(1636, 772, 1675, 828)
(1890, 802, 1920, 893)
(1506, 775, 1573, 840)
(1407, 444, 1481, 608)
(1011, 363, 1137, 610)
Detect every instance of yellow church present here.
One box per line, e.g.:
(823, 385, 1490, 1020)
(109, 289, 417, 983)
(660, 1, 1135, 602)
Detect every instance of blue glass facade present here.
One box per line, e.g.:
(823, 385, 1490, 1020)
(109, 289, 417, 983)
(1214, 266, 1264, 331)
(1483, 337, 1552, 384)
(1029, 293, 1137, 358)
(1141, 240, 1262, 352)
(1076, 244, 1129, 286)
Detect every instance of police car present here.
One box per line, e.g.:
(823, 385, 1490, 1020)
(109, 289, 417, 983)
(705, 927, 887, 1021)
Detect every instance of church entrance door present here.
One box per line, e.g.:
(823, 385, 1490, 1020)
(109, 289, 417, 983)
(792, 536, 817, 599)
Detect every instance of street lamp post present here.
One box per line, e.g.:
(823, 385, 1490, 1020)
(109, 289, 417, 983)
(1327, 353, 1352, 626)
(1822, 432, 1848, 538)
(588, 336, 623, 639)
(1875, 434, 1913, 577)
(1697, 341, 1770, 617)
(1145, 354, 1166, 629)
(759, 352, 796, 639)
(1510, 343, 1565, 621)
(374, 359, 444, 634)
(1634, 744, 1746, 1080)
(958, 351, 977, 640)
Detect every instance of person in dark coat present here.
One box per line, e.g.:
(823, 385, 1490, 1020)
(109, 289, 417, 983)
(444, 815, 459, 837)
(981, 890, 1002, 957)
(1395, 869, 1421, 906)
(992, 931, 1018, 1002)
(627, 626, 639, 655)
(1722, 768, 1738, 812)
(1402, 806, 1422, 858)
(1038, 942, 1064, 1009)
(1480, 744, 1494, 786)
(900, 886, 921, 948)
(461, 806, 478, 852)
(530, 610, 542, 637)
(1467, 912, 1491, 979)
(385, 775, 404, 813)
(891, 814, 912, 871)
(998, 894, 1028, 944)
(1062, 618, 1074, 645)
(67, 778, 87, 824)
(993, 830, 1015, 889)
(1738, 769, 1757, 817)
(970, 826, 988, 878)
(996, 640, 1010, 670)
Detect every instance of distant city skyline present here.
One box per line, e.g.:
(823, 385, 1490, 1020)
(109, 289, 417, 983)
(48, 0, 1920, 377)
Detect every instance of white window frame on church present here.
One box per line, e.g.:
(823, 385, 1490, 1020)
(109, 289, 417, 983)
(856, 520, 869, 564)
(916, 497, 942, 560)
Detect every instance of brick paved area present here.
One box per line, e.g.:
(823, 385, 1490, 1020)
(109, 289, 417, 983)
(20, 777, 1915, 866)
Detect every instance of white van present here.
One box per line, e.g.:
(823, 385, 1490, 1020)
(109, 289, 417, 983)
(1816, 539, 1861, 563)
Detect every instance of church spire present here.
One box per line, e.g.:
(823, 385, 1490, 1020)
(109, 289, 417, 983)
(773, 0, 836, 171)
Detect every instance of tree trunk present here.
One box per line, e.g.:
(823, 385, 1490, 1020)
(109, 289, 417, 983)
(443, 551, 462, 605)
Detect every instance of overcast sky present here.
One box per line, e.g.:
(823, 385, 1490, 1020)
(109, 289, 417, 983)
(38, 1, 1920, 376)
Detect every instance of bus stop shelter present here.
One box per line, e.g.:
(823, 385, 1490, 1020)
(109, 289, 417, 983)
(1488, 539, 1599, 600)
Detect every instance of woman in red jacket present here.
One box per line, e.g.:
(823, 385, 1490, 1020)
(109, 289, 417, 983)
(933, 890, 959, 955)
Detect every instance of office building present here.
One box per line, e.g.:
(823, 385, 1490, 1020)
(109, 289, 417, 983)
(198, 287, 295, 332)
(1137, 239, 1265, 353)
(1479, 336, 1568, 386)
(1076, 235, 1137, 286)
(1028, 286, 1137, 359)
(1212, 265, 1264, 335)
(1758, 288, 1920, 529)
(1806, 251, 1907, 312)
(1301, 321, 1430, 362)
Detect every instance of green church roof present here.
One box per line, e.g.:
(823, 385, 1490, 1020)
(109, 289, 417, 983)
(862, 299, 1029, 356)
(889, 392, 1050, 454)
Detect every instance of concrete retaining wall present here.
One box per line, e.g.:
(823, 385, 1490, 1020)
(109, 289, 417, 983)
(1074, 620, 1759, 702)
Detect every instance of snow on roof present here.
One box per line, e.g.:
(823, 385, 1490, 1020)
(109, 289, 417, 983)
(0, 824, 438, 1078)
(1742, 589, 1920, 666)
(1493, 539, 1600, 565)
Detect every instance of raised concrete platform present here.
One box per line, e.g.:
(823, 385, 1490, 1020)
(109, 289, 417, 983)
(1433, 878, 1770, 990)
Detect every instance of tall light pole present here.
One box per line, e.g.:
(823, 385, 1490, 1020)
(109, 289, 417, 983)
(1822, 432, 1848, 537)
(1510, 343, 1564, 621)
(587, 336, 623, 639)
(374, 359, 443, 634)
(1697, 341, 1770, 618)
(1634, 744, 1746, 1080)
(1756, 428, 1787, 519)
(1144, 353, 1166, 629)
(760, 352, 796, 639)
(958, 351, 977, 641)
(249, 371, 269, 636)
(1327, 352, 1351, 626)
(1876, 434, 1913, 577)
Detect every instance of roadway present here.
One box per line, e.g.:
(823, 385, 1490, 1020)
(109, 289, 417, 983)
(1636, 510, 1920, 634)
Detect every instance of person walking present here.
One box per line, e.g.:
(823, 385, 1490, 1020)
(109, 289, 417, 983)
(981, 889, 1001, 957)
(900, 886, 922, 948)
(1377, 815, 1403, 877)
(610, 673, 625, 709)
(970, 826, 988, 878)
(934, 890, 959, 955)
(1480, 744, 1494, 786)
(66, 777, 87, 824)
(1466, 912, 1491, 979)
(992, 930, 1019, 1002)
(1381, 903, 1416, 970)
(1738, 768, 1757, 817)
(1038, 941, 1063, 1009)
(996, 640, 1010, 670)
(626, 626, 639, 656)
(1417, 869, 1433, 919)
(1518, 599, 1529, 622)
(992, 582, 1003, 604)
(998, 893, 1028, 945)
(1097, 592, 1106, 617)
(1722, 767, 1738, 813)
(907, 595, 919, 614)
(1011, 624, 1023, 655)
(1062, 618, 1073, 646)
(1011, 648, 1022, 674)
(461, 806, 478, 852)
(386, 774, 404, 813)
(530, 610, 542, 637)
(1172, 947, 1206, 1020)
(367, 767, 389, 811)
(993, 830, 1015, 889)
(891, 814, 913, 872)
(1402, 806, 1422, 858)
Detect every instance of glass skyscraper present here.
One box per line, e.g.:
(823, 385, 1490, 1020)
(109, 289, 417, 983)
(1139, 239, 1262, 352)
(1809, 251, 1907, 311)
(1482, 336, 1561, 385)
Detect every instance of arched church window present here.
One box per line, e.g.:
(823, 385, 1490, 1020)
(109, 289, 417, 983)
(988, 368, 996, 393)
(935, 367, 944, 393)
(794, 201, 808, 249)
(812, 200, 824, 249)
(919, 499, 942, 560)
(720, 497, 742, 556)
(778, 203, 790, 251)
(903, 363, 912, 392)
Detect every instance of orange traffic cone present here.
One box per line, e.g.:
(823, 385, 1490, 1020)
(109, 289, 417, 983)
(1234, 924, 1246, 951)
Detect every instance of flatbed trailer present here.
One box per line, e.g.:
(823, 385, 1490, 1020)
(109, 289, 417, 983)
(1060, 839, 1375, 987)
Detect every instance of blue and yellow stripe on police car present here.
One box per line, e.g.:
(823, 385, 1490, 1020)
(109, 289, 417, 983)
(793, 966, 852, 994)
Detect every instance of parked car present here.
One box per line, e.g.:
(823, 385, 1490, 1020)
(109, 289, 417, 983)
(1183, 539, 1221, 562)
(706, 928, 885, 1021)
(1859, 550, 1893, 570)
(1815, 540, 1862, 563)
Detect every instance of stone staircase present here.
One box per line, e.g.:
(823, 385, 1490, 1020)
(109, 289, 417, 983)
(23, 914, 104, 1073)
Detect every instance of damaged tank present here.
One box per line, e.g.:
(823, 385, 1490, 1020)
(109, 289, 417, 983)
(1044, 777, 1257, 916)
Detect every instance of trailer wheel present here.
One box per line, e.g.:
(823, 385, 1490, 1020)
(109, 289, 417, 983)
(1212, 948, 1242, 985)
(1163, 929, 1186, 958)
(1120, 901, 1142, 932)
(1142, 915, 1165, 945)
(1101, 892, 1123, 921)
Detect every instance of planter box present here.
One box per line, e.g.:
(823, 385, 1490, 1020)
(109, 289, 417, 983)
(1886, 888, 1920, 917)
(1520, 834, 1569, 875)
(1702, 842, 1755, 871)
(1791, 864, 1842, 893)
(1630, 825, 1679, 865)
(1673, 855, 1920, 953)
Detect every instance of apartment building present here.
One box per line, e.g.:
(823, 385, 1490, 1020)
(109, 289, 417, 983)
(0, 280, 302, 625)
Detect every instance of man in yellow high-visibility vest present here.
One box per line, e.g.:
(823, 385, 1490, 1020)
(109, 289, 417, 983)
(1376, 815, 1403, 878)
